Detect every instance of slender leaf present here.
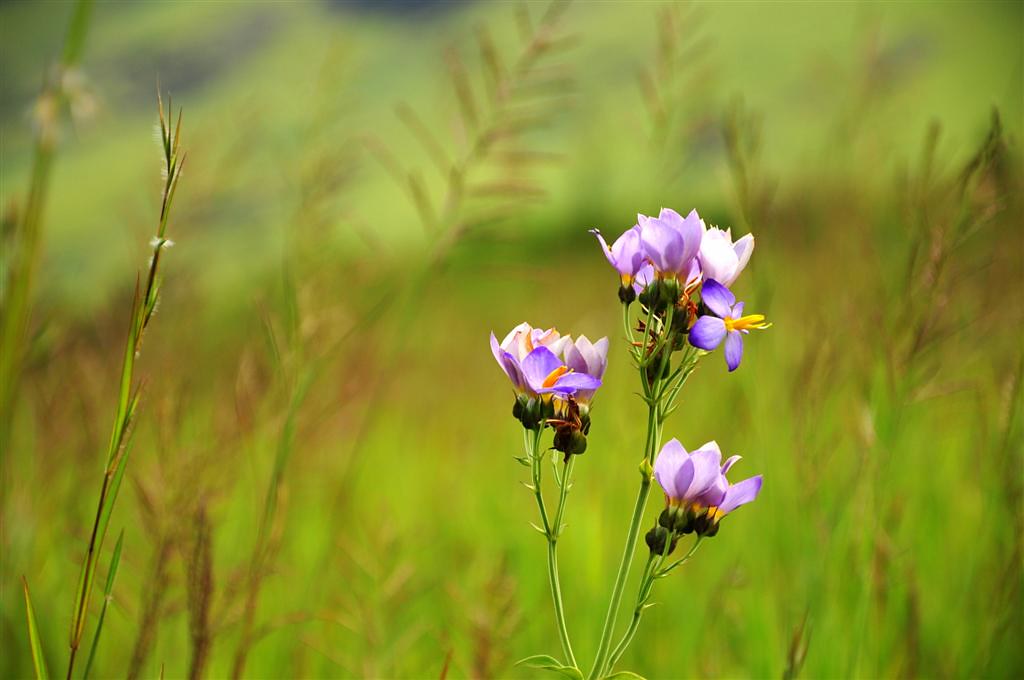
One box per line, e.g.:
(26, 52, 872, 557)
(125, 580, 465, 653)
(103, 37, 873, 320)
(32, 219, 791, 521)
(515, 655, 582, 679)
(22, 577, 50, 680)
(82, 530, 124, 680)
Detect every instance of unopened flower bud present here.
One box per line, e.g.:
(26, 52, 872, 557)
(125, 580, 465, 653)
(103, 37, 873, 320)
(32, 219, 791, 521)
(553, 427, 587, 457)
(645, 347, 671, 383)
(638, 283, 659, 310)
(671, 302, 693, 335)
(660, 278, 681, 307)
(645, 525, 670, 555)
(693, 509, 719, 538)
(514, 395, 544, 430)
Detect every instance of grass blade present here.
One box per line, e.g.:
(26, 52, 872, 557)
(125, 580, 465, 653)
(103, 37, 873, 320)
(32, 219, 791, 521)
(82, 530, 125, 680)
(22, 576, 50, 680)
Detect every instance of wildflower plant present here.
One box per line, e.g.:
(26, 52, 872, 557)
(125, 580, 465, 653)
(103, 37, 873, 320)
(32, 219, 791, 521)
(491, 208, 768, 678)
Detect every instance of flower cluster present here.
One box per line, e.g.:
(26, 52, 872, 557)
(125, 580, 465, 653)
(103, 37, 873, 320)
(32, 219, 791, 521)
(490, 323, 608, 455)
(593, 207, 768, 371)
(488, 206, 769, 679)
(646, 439, 763, 553)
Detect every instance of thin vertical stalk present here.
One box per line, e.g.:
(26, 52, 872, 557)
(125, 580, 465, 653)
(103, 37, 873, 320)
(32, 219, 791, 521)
(526, 426, 578, 668)
(589, 305, 675, 680)
(65, 96, 184, 680)
(588, 401, 658, 679)
(231, 366, 314, 679)
(1, 0, 93, 465)
(605, 538, 702, 673)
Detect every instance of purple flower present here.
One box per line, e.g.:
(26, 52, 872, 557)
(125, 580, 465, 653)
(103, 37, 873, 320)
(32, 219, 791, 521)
(591, 224, 647, 287)
(521, 346, 602, 397)
(489, 323, 601, 398)
(698, 225, 754, 287)
(696, 452, 763, 525)
(563, 335, 609, 403)
(639, 208, 704, 282)
(652, 439, 724, 507)
(688, 279, 770, 371)
(655, 440, 763, 531)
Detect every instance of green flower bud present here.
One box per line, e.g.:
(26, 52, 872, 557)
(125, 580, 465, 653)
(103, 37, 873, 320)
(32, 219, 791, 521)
(645, 525, 671, 555)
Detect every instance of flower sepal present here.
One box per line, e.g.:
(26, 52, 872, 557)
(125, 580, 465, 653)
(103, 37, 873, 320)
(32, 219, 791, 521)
(618, 282, 637, 305)
(512, 394, 547, 430)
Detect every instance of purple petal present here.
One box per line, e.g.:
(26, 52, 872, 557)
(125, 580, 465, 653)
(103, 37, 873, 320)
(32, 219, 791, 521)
(694, 440, 722, 460)
(490, 332, 524, 389)
(721, 455, 742, 475)
(564, 341, 589, 375)
(521, 346, 565, 392)
(632, 264, 655, 294)
(700, 279, 735, 318)
(685, 447, 724, 499)
(671, 458, 696, 503)
(613, 227, 647, 276)
(689, 316, 727, 350)
(733, 234, 754, 275)
(719, 475, 763, 514)
(676, 209, 705, 266)
(564, 335, 609, 379)
(653, 439, 689, 499)
(640, 220, 685, 274)
(591, 229, 619, 269)
(731, 301, 745, 318)
(696, 473, 728, 508)
(590, 337, 610, 377)
(544, 372, 601, 395)
(724, 330, 743, 371)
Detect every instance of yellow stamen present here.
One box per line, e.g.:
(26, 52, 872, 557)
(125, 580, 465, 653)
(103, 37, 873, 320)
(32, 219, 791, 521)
(723, 314, 770, 332)
(542, 365, 570, 388)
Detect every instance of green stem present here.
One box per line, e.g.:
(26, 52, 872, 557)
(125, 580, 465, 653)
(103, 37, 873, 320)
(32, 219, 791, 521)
(590, 303, 676, 680)
(606, 555, 657, 672)
(588, 399, 659, 679)
(605, 538, 702, 674)
(527, 427, 577, 668)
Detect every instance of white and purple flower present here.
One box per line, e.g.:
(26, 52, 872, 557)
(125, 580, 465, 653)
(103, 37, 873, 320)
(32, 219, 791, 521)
(697, 225, 754, 287)
(489, 323, 604, 399)
(688, 279, 770, 372)
(563, 335, 610, 404)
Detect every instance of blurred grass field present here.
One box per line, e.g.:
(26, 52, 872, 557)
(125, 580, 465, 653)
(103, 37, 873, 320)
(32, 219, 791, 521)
(1, 1, 1022, 678)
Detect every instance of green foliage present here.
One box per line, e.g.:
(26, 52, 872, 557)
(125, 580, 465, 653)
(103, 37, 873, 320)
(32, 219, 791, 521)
(22, 577, 50, 680)
(0, 1, 1021, 679)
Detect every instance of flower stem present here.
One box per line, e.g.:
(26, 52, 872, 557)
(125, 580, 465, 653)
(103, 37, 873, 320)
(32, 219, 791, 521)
(588, 397, 659, 679)
(590, 304, 676, 679)
(527, 427, 578, 668)
(605, 538, 703, 674)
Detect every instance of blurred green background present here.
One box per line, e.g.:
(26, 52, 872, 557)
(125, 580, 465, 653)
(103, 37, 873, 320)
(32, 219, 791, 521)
(2, 1, 1021, 678)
